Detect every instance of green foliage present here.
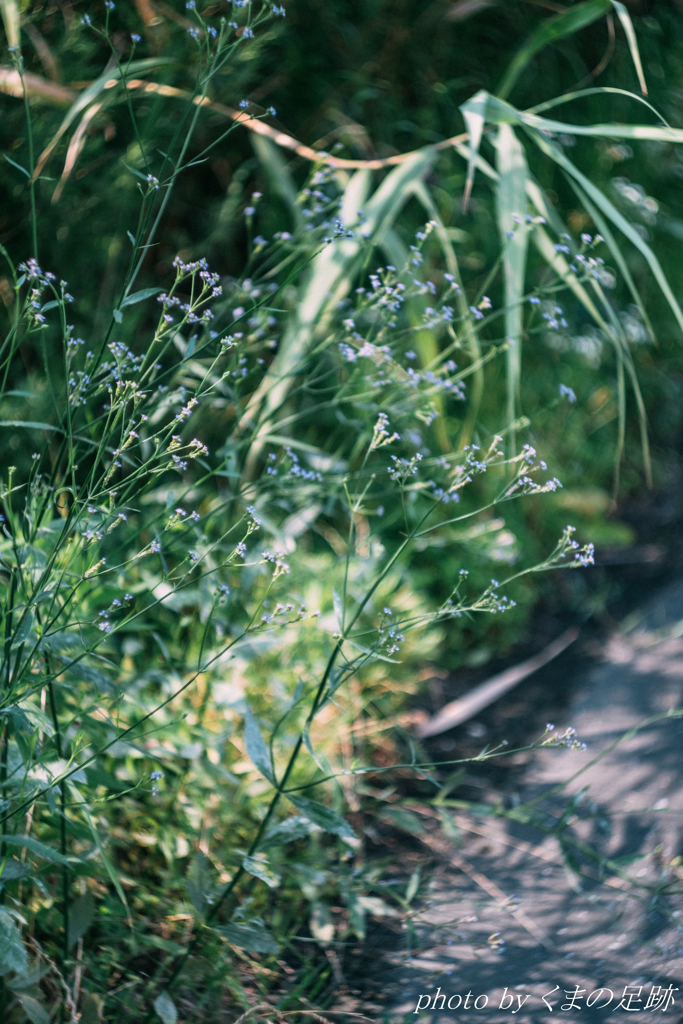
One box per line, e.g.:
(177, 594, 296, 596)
(0, 0, 681, 1019)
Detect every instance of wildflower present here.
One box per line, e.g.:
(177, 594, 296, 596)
(371, 412, 400, 449)
(559, 383, 577, 403)
(131, 32, 141, 42)
(150, 540, 161, 553)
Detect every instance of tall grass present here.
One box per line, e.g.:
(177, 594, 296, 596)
(0, 0, 680, 1019)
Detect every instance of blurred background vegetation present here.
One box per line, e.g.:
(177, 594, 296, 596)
(2, 0, 683, 1019)
(3, 0, 683, 665)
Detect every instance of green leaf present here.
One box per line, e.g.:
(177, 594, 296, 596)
(495, 122, 529, 445)
(68, 893, 95, 949)
(243, 704, 275, 783)
(332, 588, 344, 632)
(0, 835, 70, 866)
(215, 921, 279, 954)
(356, 895, 400, 918)
(611, 1, 647, 95)
(68, 790, 130, 917)
(113, 309, 123, 323)
(378, 806, 425, 836)
(186, 851, 214, 917)
(0, 909, 28, 976)
(153, 992, 178, 1024)
(258, 814, 319, 851)
(4, 154, 30, 177)
(309, 902, 334, 944)
(0, 861, 32, 881)
(529, 128, 683, 336)
(251, 134, 304, 231)
(0, 421, 58, 432)
(241, 855, 281, 889)
(343, 891, 366, 940)
(287, 795, 356, 840)
(18, 996, 50, 1024)
(142, 934, 186, 956)
(406, 869, 421, 904)
(302, 722, 326, 772)
(460, 89, 489, 210)
(497, 0, 611, 100)
(121, 287, 163, 308)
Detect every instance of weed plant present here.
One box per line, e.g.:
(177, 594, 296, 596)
(0, 1, 681, 1020)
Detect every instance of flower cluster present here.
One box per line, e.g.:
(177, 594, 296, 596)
(156, 257, 222, 326)
(285, 446, 323, 482)
(370, 412, 401, 450)
(541, 724, 587, 751)
(388, 452, 423, 483)
(261, 549, 291, 578)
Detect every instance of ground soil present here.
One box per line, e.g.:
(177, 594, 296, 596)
(334, 486, 683, 1022)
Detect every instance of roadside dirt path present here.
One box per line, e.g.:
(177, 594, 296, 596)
(380, 577, 683, 1021)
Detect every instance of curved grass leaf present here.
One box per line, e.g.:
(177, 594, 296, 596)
(495, 123, 529, 445)
(611, 1, 647, 95)
(120, 287, 163, 308)
(497, 0, 611, 101)
(0, 834, 69, 865)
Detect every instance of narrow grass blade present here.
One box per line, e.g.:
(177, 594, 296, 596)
(611, 1, 647, 95)
(33, 58, 170, 178)
(460, 90, 488, 210)
(497, 0, 611, 101)
(495, 124, 529, 448)
(251, 134, 305, 233)
(409, 179, 485, 447)
(0, 0, 20, 50)
(527, 128, 683, 336)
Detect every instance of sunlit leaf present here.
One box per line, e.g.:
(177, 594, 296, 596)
(154, 992, 178, 1024)
(215, 921, 279, 954)
(243, 704, 275, 783)
(288, 795, 356, 840)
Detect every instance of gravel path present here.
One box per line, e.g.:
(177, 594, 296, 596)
(378, 577, 683, 1022)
